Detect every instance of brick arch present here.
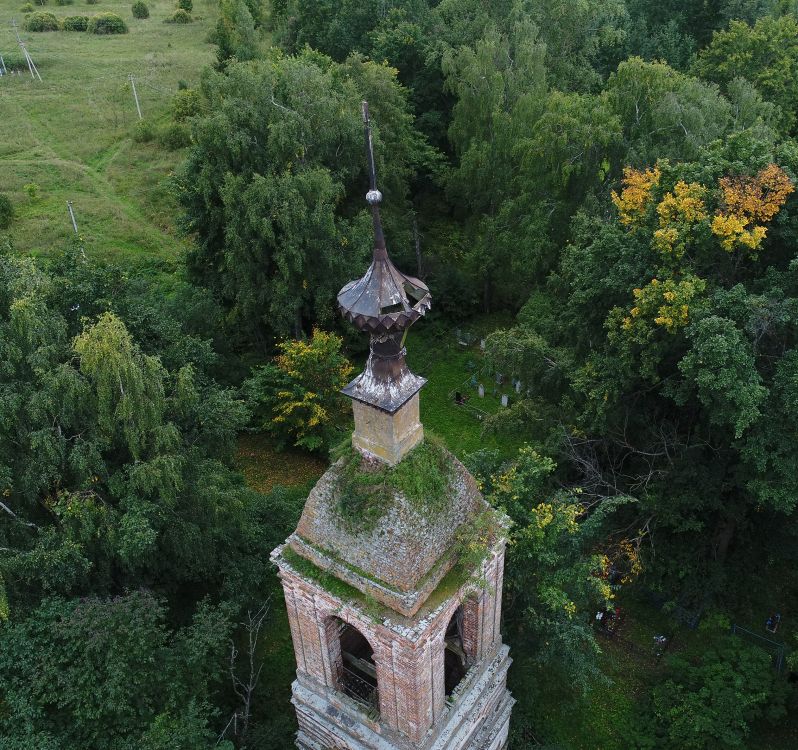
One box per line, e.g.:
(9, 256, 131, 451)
(322, 614, 381, 715)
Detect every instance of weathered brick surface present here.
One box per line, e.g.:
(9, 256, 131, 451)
(275, 441, 514, 750)
(293, 448, 485, 604)
(275, 533, 513, 750)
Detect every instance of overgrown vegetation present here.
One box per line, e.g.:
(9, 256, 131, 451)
(0, 195, 13, 230)
(87, 11, 128, 32)
(131, 0, 148, 18)
(5, 0, 798, 746)
(332, 436, 454, 531)
(61, 14, 88, 29)
(24, 10, 59, 29)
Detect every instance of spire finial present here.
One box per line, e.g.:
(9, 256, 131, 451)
(362, 100, 387, 260)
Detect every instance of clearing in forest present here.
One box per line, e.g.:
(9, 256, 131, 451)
(0, 0, 217, 261)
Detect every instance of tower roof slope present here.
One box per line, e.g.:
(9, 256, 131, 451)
(291, 445, 488, 614)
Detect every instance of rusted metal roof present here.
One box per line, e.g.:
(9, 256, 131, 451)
(337, 101, 431, 336)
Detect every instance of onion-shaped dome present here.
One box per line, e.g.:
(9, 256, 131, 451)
(337, 102, 431, 337)
(337, 256, 431, 336)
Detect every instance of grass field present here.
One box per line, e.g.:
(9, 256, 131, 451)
(0, 0, 218, 261)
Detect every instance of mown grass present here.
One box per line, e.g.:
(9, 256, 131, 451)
(0, 0, 218, 261)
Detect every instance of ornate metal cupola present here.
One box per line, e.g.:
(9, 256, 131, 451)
(337, 101, 432, 464)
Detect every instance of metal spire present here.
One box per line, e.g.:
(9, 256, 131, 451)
(362, 101, 387, 261)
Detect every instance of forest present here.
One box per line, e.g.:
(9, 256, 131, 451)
(3, 0, 798, 747)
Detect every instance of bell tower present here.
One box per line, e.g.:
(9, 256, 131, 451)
(272, 102, 514, 750)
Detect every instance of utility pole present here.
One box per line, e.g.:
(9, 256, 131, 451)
(11, 20, 42, 81)
(411, 210, 423, 278)
(66, 201, 78, 235)
(0, 54, 6, 76)
(128, 74, 142, 120)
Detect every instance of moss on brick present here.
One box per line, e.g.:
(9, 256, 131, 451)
(332, 434, 454, 532)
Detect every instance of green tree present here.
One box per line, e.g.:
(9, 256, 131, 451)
(480, 447, 614, 693)
(213, 0, 259, 68)
(639, 635, 786, 749)
(243, 328, 353, 451)
(0, 593, 233, 750)
(695, 15, 798, 132)
(525, 0, 629, 91)
(484, 131, 798, 602)
(442, 20, 549, 310)
(177, 50, 430, 346)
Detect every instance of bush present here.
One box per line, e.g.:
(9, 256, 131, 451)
(23, 183, 40, 200)
(24, 10, 60, 30)
(172, 88, 203, 121)
(165, 8, 191, 22)
(20, 3, 34, 12)
(62, 14, 88, 29)
(85, 0, 99, 4)
(132, 119, 155, 143)
(637, 635, 788, 749)
(87, 12, 128, 33)
(243, 330, 353, 452)
(176, 0, 191, 10)
(55, 0, 74, 5)
(131, 0, 148, 18)
(0, 195, 13, 231)
(158, 123, 191, 150)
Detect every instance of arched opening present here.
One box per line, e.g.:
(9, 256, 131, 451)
(329, 617, 379, 714)
(444, 605, 468, 697)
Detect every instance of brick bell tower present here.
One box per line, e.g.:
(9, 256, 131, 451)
(272, 102, 514, 750)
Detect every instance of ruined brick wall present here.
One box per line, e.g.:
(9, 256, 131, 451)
(277, 536, 509, 748)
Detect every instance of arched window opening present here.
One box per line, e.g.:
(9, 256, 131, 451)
(331, 618, 379, 715)
(444, 606, 468, 697)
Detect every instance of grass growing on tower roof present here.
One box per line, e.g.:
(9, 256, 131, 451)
(331, 433, 454, 533)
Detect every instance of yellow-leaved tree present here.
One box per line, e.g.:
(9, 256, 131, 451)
(243, 329, 353, 452)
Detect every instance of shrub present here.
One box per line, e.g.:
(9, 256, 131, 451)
(177, 79, 188, 90)
(132, 119, 155, 143)
(62, 14, 88, 29)
(87, 12, 128, 33)
(243, 329, 353, 452)
(24, 11, 60, 30)
(131, 0, 148, 18)
(23, 183, 39, 200)
(0, 195, 13, 231)
(165, 8, 191, 22)
(172, 88, 203, 121)
(176, 0, 191, 10)
(55, 0, 74, 5)
(637, 635, 788, 748)
(158, 123, 191, 150)
(85, 0, 99, 4)
(20, 3, 34, 12)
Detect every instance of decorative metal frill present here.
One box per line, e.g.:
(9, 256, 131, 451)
(337, 101, 432, 414)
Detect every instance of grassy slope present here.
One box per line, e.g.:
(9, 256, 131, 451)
(0, 0, 217, 262)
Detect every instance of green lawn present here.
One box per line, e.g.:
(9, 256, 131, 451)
(405, 314, 527, 460)
(0, 0, 218, 262)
